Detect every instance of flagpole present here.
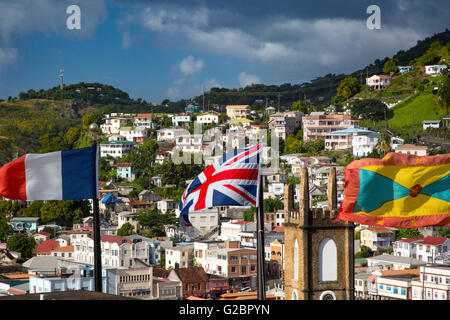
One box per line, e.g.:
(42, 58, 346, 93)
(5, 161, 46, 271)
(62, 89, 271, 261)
(90, 123, 102, 293)
(257, 174, 266, 300)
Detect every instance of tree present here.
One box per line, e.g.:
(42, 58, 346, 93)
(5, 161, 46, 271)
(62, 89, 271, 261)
(117, 222, 135, 236)
(375, 130, 392, 157)
(81, 112, 103, 129)
(395, 228, 423, 240)
(125, 138, 159, 180)
(333, 76, 360, 104)
(7, 233, 36, 261)
(291, 100, 309, 114)
(383, 58, 399, 75)
(42, 226, 56, 238)
(243, 207, 256, 222)
(350, 99, 393, 123)
(437, 75, 450, 115)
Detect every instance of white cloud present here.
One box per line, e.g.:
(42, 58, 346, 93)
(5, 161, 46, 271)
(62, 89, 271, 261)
(136, 5, 425, 82)
(165, 87, 180, 100)
(0, 47, 17, 72)
(238, 72, 260, 88)
(179, 55, 204, 76)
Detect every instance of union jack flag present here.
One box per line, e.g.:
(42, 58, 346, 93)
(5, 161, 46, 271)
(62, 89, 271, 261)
(178, 145, 262, 227)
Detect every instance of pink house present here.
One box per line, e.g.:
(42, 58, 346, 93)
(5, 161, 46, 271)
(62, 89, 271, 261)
(302, 114, 360, 142)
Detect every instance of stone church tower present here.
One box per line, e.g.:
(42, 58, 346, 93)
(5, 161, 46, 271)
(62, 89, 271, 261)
(284, 167, 354, 300)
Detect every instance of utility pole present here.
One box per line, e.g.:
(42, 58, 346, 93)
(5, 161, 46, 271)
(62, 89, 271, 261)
(278, 92, 280, 113)
(202, 85, 205, 112)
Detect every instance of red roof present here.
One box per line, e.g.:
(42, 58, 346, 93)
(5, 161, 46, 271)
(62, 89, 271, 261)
(420, 236, 449, 246)
(36, 240, 60, 255)
(116, 162, 132, 168)
(101, 235, 132, 245)
(51, 246, 74, 253)
(272, 226, 284, 232)
(232, 221, 250, 225)
(137, 113, 152, 118)
(397, 236, 449, 246)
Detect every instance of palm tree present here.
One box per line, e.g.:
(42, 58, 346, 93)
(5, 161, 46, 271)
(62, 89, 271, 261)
(375, 130, 392, 157)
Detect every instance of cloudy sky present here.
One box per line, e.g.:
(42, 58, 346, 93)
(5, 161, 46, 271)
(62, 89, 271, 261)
(0, 0, 448, 103)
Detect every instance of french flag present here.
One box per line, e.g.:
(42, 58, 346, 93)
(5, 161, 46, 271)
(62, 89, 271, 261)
(0, 146, 98, 201)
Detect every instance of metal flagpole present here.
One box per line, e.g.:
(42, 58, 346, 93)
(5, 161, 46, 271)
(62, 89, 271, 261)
(257, 174, 266, 300)
(90, 123, 102, 293)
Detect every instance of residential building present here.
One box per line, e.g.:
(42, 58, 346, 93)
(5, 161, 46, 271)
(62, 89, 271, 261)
(73, 235, 161, 268)
(366, 75, 392, 90)
(100, 140, 137, 159)
(197, 111, 220, 126)
(28, 267, 115, 295)
(174, 134, 203, 153)
(443, 115, 450, 128)
(302, 114, 360, 142)
(352, 129, 380, 157)
(193, 241, 228, 272)
(36, 240, 60, 257)
(118, 126, 147, 143)
(134, 114, 153, 129)
(268, 114, 297, 140)
(117, 267, 153, 299)
(153, 277, 182, 300)
(226, 105, 251, 120)
(394, 237, 450, 263)
(186, 208, 219, 235)
(157, 128, 187, 142)
(411, 265, 450, 300)
(116, 163, 137, 182)
(167, 267, 210, 299)
(209, 275, 229, 299)
(32, 232, 51, 244)
(422, 120, 441, 130)
(366, 254, 426, 271)
(50, 246, 74, 260)
(203, 247, 257, 290)
(368, 269, 420, 300)
(354, 272, 371, 300)
(360, 227, 396, 251)
(425, 64, 447, 76)
(157, 199, 177, 214)
(171, 113, 193, 127)
(395, 144, 428, 156)
(101, 116, 131, 134)
(398, 66, 412, 73)
(8, 217, 40, 233)
(165, 244, 194, 269)
(117, 211, 140, 233)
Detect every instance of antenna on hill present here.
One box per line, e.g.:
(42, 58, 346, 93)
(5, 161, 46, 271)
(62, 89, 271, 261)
(59, 69, 64, 90)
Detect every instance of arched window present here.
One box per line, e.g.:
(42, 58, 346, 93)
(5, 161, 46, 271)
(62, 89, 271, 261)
(318, 238, 337, 282)
(292, 289, 298, 300)
(294, 238, 299, 281)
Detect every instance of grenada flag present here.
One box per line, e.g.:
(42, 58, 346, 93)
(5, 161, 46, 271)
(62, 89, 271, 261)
(337, 152, 450, 228)
(0, 146, 98, 201)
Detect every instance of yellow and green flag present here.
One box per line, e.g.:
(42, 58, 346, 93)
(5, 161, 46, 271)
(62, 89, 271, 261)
(337, 152, 450, 228)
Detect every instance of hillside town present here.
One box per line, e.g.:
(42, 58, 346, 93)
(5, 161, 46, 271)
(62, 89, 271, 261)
(0, 59, 449, 301)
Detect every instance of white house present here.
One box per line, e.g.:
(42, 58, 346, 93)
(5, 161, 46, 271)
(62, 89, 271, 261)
(411, 265, 450, 300)
(157, 128, 187, 142)
(174, 134, 203, 153)
(395, 144, 428, 156)
(165, 244, 194, 269)
(171, 114, 193, 127)
(134, 114, 153, 129)
(101, 116, 132, 134)
(425, 64, 447, 76)
(366, 75, 392, 90)
(118, 126, 147, 143)
(422, 120, 441, 130)
(100, 141, 137, 159)
(185, 208, 219, 235)
(352, 130, 380, 157)
(197, 112, 220, 126)
(157, 199, 177, 214)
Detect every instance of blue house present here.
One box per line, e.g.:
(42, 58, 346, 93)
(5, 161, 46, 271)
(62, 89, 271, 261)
(9, 217, 40, 233)
(398, 66, 412, 73)
(116, 163, 137, 182)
